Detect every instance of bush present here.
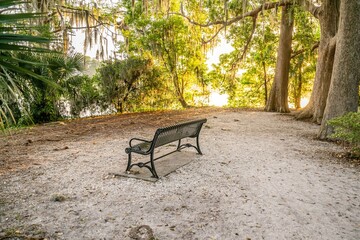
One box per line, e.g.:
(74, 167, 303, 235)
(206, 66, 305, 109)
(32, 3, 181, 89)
(328, 112, 360, 156)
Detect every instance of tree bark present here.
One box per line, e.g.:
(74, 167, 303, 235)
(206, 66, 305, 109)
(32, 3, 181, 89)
(296, 0, 339, 123)
(262, 61, 268, 105)
(172, 72, 189, 108)
(319, 0, 360, 139)
(294, 61, 303, 109)
(265, 5, 294, 113)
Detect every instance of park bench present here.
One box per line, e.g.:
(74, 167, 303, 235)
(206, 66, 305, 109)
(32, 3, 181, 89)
(125, 118, 207, 178)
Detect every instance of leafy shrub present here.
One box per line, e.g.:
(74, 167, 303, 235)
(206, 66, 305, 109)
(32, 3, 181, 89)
(328, 112, 360, 155)
(97, 56, 163, 113)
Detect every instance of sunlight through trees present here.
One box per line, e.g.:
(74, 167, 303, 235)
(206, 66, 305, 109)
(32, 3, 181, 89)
(0, 0, 358, 139)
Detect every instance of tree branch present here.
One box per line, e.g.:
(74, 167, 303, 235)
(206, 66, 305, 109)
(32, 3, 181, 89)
(291, 41, 320, 58)
(173, 0, 292, 28)
(230, 15, 258, 72)
(174, 0, 322, 46)
(55, 5, 117, 36)
(202, 26, 225, 44)
(172, 0, 292, 44)
(52, 23, 105, 33)
(295, 0, 321, 19)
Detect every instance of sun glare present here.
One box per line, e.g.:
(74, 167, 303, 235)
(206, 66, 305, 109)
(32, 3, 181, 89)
(206, 37, 234, 69)
(209, 92, 229, 107)
(300, 97, 310, 108)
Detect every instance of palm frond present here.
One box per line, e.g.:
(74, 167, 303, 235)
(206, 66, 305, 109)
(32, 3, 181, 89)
(0, 59, 59, 88)
(0, 13, 45, 22)
(0, 0, 27, 9)
(0, 34, 49, 43)
(0, 0, 57, 81)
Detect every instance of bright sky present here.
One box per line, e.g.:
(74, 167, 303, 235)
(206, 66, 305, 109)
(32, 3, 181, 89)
(70, 29, 118, 59)
(71, 28, 234, 67)
(206, 37, 234, 69)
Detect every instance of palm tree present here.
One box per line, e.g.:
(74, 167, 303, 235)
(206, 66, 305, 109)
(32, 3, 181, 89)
(24, 51, 85, 123)
(0, 0, 53, 128)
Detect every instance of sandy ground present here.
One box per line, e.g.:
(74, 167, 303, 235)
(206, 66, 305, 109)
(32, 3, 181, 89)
(0, 107, 359, 240)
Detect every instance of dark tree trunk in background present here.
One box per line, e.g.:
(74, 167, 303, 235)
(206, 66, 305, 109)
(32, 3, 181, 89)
(172, 72, 189, 108)
(265, 5, 294, 113)
(319, 0, 360, 139)
(296, 0, 339, 123)
(262, 61, 268, 105)
(294, 62, 303, 109)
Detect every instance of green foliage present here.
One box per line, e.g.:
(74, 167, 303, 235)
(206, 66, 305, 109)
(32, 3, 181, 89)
(96, 56, 163, 113)
(119, 0, 208, 108)
(0, 0, 57, 128)
(0, 51, 86, 126)
(203, 3, 320, 109)
(63, 75, 104, 117)
(0, 0, 326, 127)
(143, 15, 206, 107)
(208, 9, 279, 108)
(0, 0, 54, 82)
(288, 7, 319, 109)
(328, 112, 360, 154)
(30, 94, 60, 123)
(21, 52, 85, 123)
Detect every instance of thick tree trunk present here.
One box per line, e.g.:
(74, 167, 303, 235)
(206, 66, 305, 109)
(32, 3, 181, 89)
(319, 0, 360, 139)
(296, 0, 339, 123)
(265, 6, 294, 113)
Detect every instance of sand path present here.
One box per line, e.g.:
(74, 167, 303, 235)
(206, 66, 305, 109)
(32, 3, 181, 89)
(0, 108, 359, 239)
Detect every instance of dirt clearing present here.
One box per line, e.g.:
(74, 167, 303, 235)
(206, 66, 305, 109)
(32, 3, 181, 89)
(0, 107, 359, 239)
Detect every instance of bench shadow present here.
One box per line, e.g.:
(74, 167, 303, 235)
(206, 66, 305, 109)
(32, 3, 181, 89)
(112, 150, 201, 182)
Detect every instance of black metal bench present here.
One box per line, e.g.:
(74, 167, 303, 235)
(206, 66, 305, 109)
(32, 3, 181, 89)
(125, 118, 207, 178)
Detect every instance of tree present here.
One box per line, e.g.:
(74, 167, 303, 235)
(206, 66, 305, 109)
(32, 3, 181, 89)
(27, 52, 85, 123)
(119, 0, 207, 108)
(289, 8, 319, 110)
(265, 5, 294, 113)
(0, 0, 54, 127)
(61, 74, 103, 118)
(146, 17, 192, 108)
(180, 1, 358, 139)
(179, 1, 305, 110)
(207, 10, 278, 108)
(27, 0, 121, 59)
(97, 56, 159, 113)
(296, 0, 340, 123)
(319, 0, 360, 138)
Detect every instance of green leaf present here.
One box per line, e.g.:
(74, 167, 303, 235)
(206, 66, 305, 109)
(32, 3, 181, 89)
(0, 34, 50, 43)
(0, 59, 60, 89)
(0, 13, 45, 23)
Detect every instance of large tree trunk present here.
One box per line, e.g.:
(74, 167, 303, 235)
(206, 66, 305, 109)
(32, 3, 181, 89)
(319, 0, 360, 139)
(265, 5, 294, 113)
(296, 0, 339, 123)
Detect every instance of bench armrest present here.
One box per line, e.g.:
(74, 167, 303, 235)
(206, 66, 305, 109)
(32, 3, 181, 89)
(129, 137, 152, 147)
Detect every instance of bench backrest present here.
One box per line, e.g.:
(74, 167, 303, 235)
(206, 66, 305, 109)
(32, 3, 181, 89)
(152, 118, 207, 149)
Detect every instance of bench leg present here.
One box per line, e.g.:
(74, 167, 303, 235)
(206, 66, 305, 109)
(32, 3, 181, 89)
(196, 136, 203, 155)
(177, 138, 203, 155)
(176, 139, 181, 151)
(126, 152, 159, 178)
(149, 152, 159, 178)
(126, 152, 132, 172)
